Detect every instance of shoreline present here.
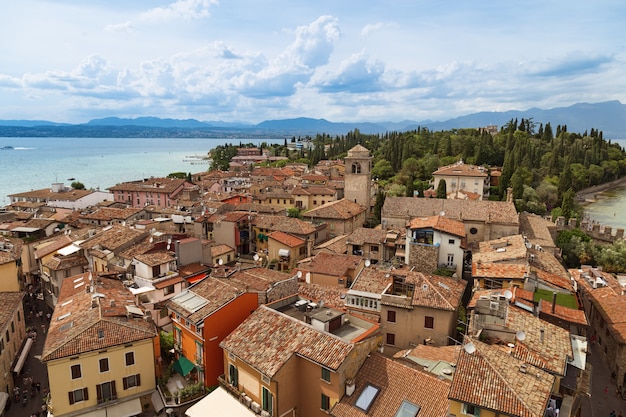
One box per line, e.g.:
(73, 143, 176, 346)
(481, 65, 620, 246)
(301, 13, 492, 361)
(576, 176, 626, 206)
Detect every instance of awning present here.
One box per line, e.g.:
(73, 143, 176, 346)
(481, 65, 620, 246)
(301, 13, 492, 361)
(185, 387, 255, 417)
(106, 398, 142, 417)
(151, 390, 165, 414)
(278, 248, 290, 258)
(0, 392, 9, 414)
(173, 356, 195, 376)
(13, 337, 33, 373)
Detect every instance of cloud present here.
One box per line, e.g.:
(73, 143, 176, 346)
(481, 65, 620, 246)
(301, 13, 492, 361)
(530, 53, 614, 78)
(361, 22, 385, 37)
(279, 15, 341, 69)
(140, 0, 217, 22)
(315, 53, 385, 93)
(104, 21, 134, 33)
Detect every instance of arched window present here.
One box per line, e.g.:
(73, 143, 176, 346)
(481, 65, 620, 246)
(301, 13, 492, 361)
(352, 162, 361, 174)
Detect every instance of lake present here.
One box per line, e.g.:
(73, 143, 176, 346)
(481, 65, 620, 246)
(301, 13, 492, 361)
(0, 137, 284, 206)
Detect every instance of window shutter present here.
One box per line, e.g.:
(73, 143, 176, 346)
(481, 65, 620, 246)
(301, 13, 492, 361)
(136, 373, 141, 387)
(111, 380, 117, 397)
(69, 391, 75, 405)
(96, 384, 102, 401)
(83, 387, 88, 401)
(123, 377, 128, 390)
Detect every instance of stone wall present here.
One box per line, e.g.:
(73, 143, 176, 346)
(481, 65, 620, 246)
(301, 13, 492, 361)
(556, 216, 625, 243)
(408, 244, 439, 273)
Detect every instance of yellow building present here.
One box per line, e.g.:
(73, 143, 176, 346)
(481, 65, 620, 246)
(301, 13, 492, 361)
(0, 292, 26, 395)
(220, 304, 380, 417)
(42, 273, 159, 417)
(0, 238, 22, 292)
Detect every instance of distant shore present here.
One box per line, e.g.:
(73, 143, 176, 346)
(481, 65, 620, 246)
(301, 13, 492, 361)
(576, 176, 626, 206)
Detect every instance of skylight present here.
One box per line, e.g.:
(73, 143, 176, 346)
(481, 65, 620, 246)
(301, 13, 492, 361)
(394, 400, 421, 417)
(355, 384, 380, 412)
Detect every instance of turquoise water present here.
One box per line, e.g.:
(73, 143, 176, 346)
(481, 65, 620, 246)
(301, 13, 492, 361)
(0, 137, 283, 206)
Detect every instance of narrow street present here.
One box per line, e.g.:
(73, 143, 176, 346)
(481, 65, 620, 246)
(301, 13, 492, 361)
(582, 342, 626, 417)
(6, 292, 52, 417)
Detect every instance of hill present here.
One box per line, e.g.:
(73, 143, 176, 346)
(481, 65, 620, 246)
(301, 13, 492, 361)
(0, 101, 624, 138)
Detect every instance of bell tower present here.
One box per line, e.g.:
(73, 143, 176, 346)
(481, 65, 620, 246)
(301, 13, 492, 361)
(344, 144, 372, 214)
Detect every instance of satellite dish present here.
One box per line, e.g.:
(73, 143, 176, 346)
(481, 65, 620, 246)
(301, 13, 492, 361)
(365, 259, 371, 267)
(149, 237, 154, 243)
(516, 331, 526, 341)
(439, 211, 445, 216)
(166, 244, 171, 250)
(503, 290, 513, 300)
(463, 342, 476, 354)
(297, 270, 302, 278)
(253, 254, 260, 262)
(218, 259, 223, 265)
(167, 238, 172, 245)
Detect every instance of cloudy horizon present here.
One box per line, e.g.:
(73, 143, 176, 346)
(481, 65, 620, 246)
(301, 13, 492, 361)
(1, 0, 624, 124)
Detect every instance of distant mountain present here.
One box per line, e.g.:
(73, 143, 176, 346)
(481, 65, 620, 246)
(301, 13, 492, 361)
(0, 101, 625, 138)
(256, 117, 387, 135)
(85, 116, 212, 128)
(412, 100, 626, 139)
(0, 120, 69, 127)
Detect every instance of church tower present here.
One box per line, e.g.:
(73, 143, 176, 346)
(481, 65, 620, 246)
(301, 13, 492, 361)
(344, 144, 372, 214)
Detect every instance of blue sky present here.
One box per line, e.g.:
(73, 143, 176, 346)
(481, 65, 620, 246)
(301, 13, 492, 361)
(1, 0, 624, 124)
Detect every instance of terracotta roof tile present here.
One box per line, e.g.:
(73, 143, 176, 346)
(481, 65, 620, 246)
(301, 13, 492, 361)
(42, 273, 157, 362)
(305, 199, 366, 220)
(346, 227, 387, 246)
(433, 162, 488, 178)
(449, 339, 554, 417)
(299, 252, 362, 277)
(332, 353, 450, 417)
(220, 305, 354, 377)
(268, 231, 305, 247)
(167, 278, 242, 324)
(407, 215, 466, 237)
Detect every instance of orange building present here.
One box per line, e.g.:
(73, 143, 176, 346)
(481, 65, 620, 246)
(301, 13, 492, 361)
(166, 278, 259, 387)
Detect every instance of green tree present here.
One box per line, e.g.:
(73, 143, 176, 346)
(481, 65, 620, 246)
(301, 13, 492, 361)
(560, 188, 576, 221)
(287, 208, 302, 219)
(70, 181, 85, 190)
(167, 172, 187, 179)
(372, 159, 395, 180)
(436, 179, 447, 199)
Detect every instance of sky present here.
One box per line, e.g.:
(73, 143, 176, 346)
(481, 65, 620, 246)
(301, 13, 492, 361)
(1, 0, 625, 124)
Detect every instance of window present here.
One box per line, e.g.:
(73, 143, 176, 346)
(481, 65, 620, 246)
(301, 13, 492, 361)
(394, 400, 420, 417)
(425, 316, 434, 329)
(448, 239, 455, 244)
(229, 364, 238, 387)
(68, 388, 88, 405)
(321, 367, 331, 382)
(370, 245, 379, 253)
(125, 351, 135, 366)
(321, 393, 330, 411)
(387, 310, 396, 323)
(413, 230, 434, 245)
(5, 330, 8, 342)
(355, 384, 380, 412)
(99, 358, 109, 373)
(163, 284, 175, 296)
(96, 381, 117, 403)
(469, 227, 478, 235)
(71, 364, 82, 379)
(386, 333, 395, 345)
(462, 403, 480, 416)
(11, 322, 14, 333)
(123, 374, 141, 389)
(447, 254, 454, 266)
(262, 387, 274, 415)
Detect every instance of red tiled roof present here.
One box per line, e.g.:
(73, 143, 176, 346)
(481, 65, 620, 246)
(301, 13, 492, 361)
(332, 353, 450, 417)
(220, 305, 354, 377)
(268, 230, 305, 247)
(407, 215, 466, 237)
(449, 339, 554, 417)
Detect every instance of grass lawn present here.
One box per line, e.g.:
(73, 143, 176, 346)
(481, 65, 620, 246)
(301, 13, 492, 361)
(533, 288, 578, 309)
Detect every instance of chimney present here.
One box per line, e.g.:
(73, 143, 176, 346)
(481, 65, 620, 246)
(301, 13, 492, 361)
(506, 187, 513, 203)
(552, 292, 557, 314)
